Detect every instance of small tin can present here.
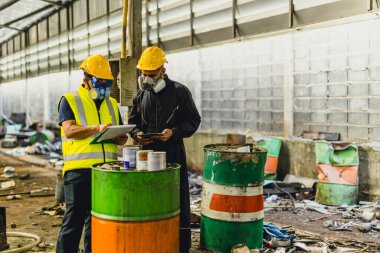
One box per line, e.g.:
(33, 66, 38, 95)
(147, 152, 166, 171)
(123, 146, 140, 169)
(136, 150, 153, 171)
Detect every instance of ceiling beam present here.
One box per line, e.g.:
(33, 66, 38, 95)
(0, 25, 23, 32)
(0, 0, 19, 12)
(39, 0, 64, 7)
(2, 5, 54, 26)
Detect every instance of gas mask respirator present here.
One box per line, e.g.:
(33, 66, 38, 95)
(88, 76, 112, 100)
(138, 69, 166, 93)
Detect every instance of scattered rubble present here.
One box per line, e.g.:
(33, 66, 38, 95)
(1, 180, 15, 190)
(40, 204, 65, 217)
(188, 171, 202, 196)
(6, 194, 21, 200)
(3, 166, 15, 178)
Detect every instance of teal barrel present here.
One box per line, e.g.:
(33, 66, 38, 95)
(92, 163, 180, 221)
(201, 144, 267, 253)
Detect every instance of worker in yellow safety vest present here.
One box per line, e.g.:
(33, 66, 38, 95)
(56, 54, 127, 253)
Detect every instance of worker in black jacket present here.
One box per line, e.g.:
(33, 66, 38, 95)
(129, 46, 201, 253)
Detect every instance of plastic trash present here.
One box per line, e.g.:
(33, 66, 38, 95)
(3, 166, 15, 178)
(263, 223, 296, 241)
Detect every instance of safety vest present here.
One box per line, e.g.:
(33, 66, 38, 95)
(61, 85, 120, 175)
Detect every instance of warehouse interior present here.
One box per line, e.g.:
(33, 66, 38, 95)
(0, 0, 379, 252)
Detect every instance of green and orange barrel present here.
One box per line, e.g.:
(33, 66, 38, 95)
(257, 138, 282, 180)
(314, 141, 359, 206)
(201, 144, 267, 253)
(91, 162, 180, 253)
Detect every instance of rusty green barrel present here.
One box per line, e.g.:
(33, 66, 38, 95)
(316, 182, 358, 206)
(201, 144, 267, 253)
(92, 163, 180, 253)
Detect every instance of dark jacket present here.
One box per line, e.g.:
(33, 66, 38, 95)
(129, 75, 201, 166)
(129, 75, 200, 251)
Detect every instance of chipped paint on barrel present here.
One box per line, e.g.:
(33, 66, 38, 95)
(201, 144, 267, 252)
(316, 182, 358, 206)
(264, 173, 277, 181)
(203, 144, 266, 186)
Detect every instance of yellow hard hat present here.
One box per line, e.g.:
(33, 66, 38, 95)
(137, 46, 168, 71)
(80, 54, 114, 80)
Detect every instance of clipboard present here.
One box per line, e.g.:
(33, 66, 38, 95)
(90, 124, 136, 144)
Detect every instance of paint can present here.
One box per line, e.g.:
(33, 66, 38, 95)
(123, 146, 140, 169)
(136, 150, 153, 171)
(147, 152, 166, 171)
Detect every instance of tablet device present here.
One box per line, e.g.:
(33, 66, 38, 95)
(90, 124, 136, 144)
(140, 133, 164, 138)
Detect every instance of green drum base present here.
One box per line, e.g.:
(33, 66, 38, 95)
(316, 182, 358, 206)
(264, 173, 277, 181)
(200, 215, 263, 253)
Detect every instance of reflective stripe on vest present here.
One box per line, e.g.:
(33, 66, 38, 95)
(61, 135, 97, 142)
(73, 91, 88, 126)
(106, 98, 116, 125)
(64, 152, 118, 162)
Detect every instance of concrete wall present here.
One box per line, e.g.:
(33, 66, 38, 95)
(168, 15, 380, 142)
(168, 35, 288, 136)
(292, 19, 380, 141)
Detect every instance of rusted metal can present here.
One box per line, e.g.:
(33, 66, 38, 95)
(136, 150, 153, 171)
(147, 152, 166, 171)
(122, 146, 140, 169)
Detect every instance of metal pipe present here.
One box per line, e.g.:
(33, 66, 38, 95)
(288, 0, 294, 28)
(145, 0, 150, 47)
(155, 0, 160, 47)
(127, 0, 133, 56)
(121, 0, 128, 58)
(190, 0, 194, 46)
(232, 0, 237, 38)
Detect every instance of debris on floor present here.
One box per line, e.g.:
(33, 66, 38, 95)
(1, 180, 15, 190)
(3, 166, 15, 178)
(188, 165, 379, 252)
(6, 194, 21, 200)
(40, 204, 65, 217)
(188, 171, 202, 196)
(300, 131, 341, 141)
(231, 244, 251, 253)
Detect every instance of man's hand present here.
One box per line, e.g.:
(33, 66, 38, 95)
(62, 121, 111, 139)
(98, 123, 111, 133)
(113, 134, 128, 145)
(154, 129, 173, 142)
(136, 131, 153, 145)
